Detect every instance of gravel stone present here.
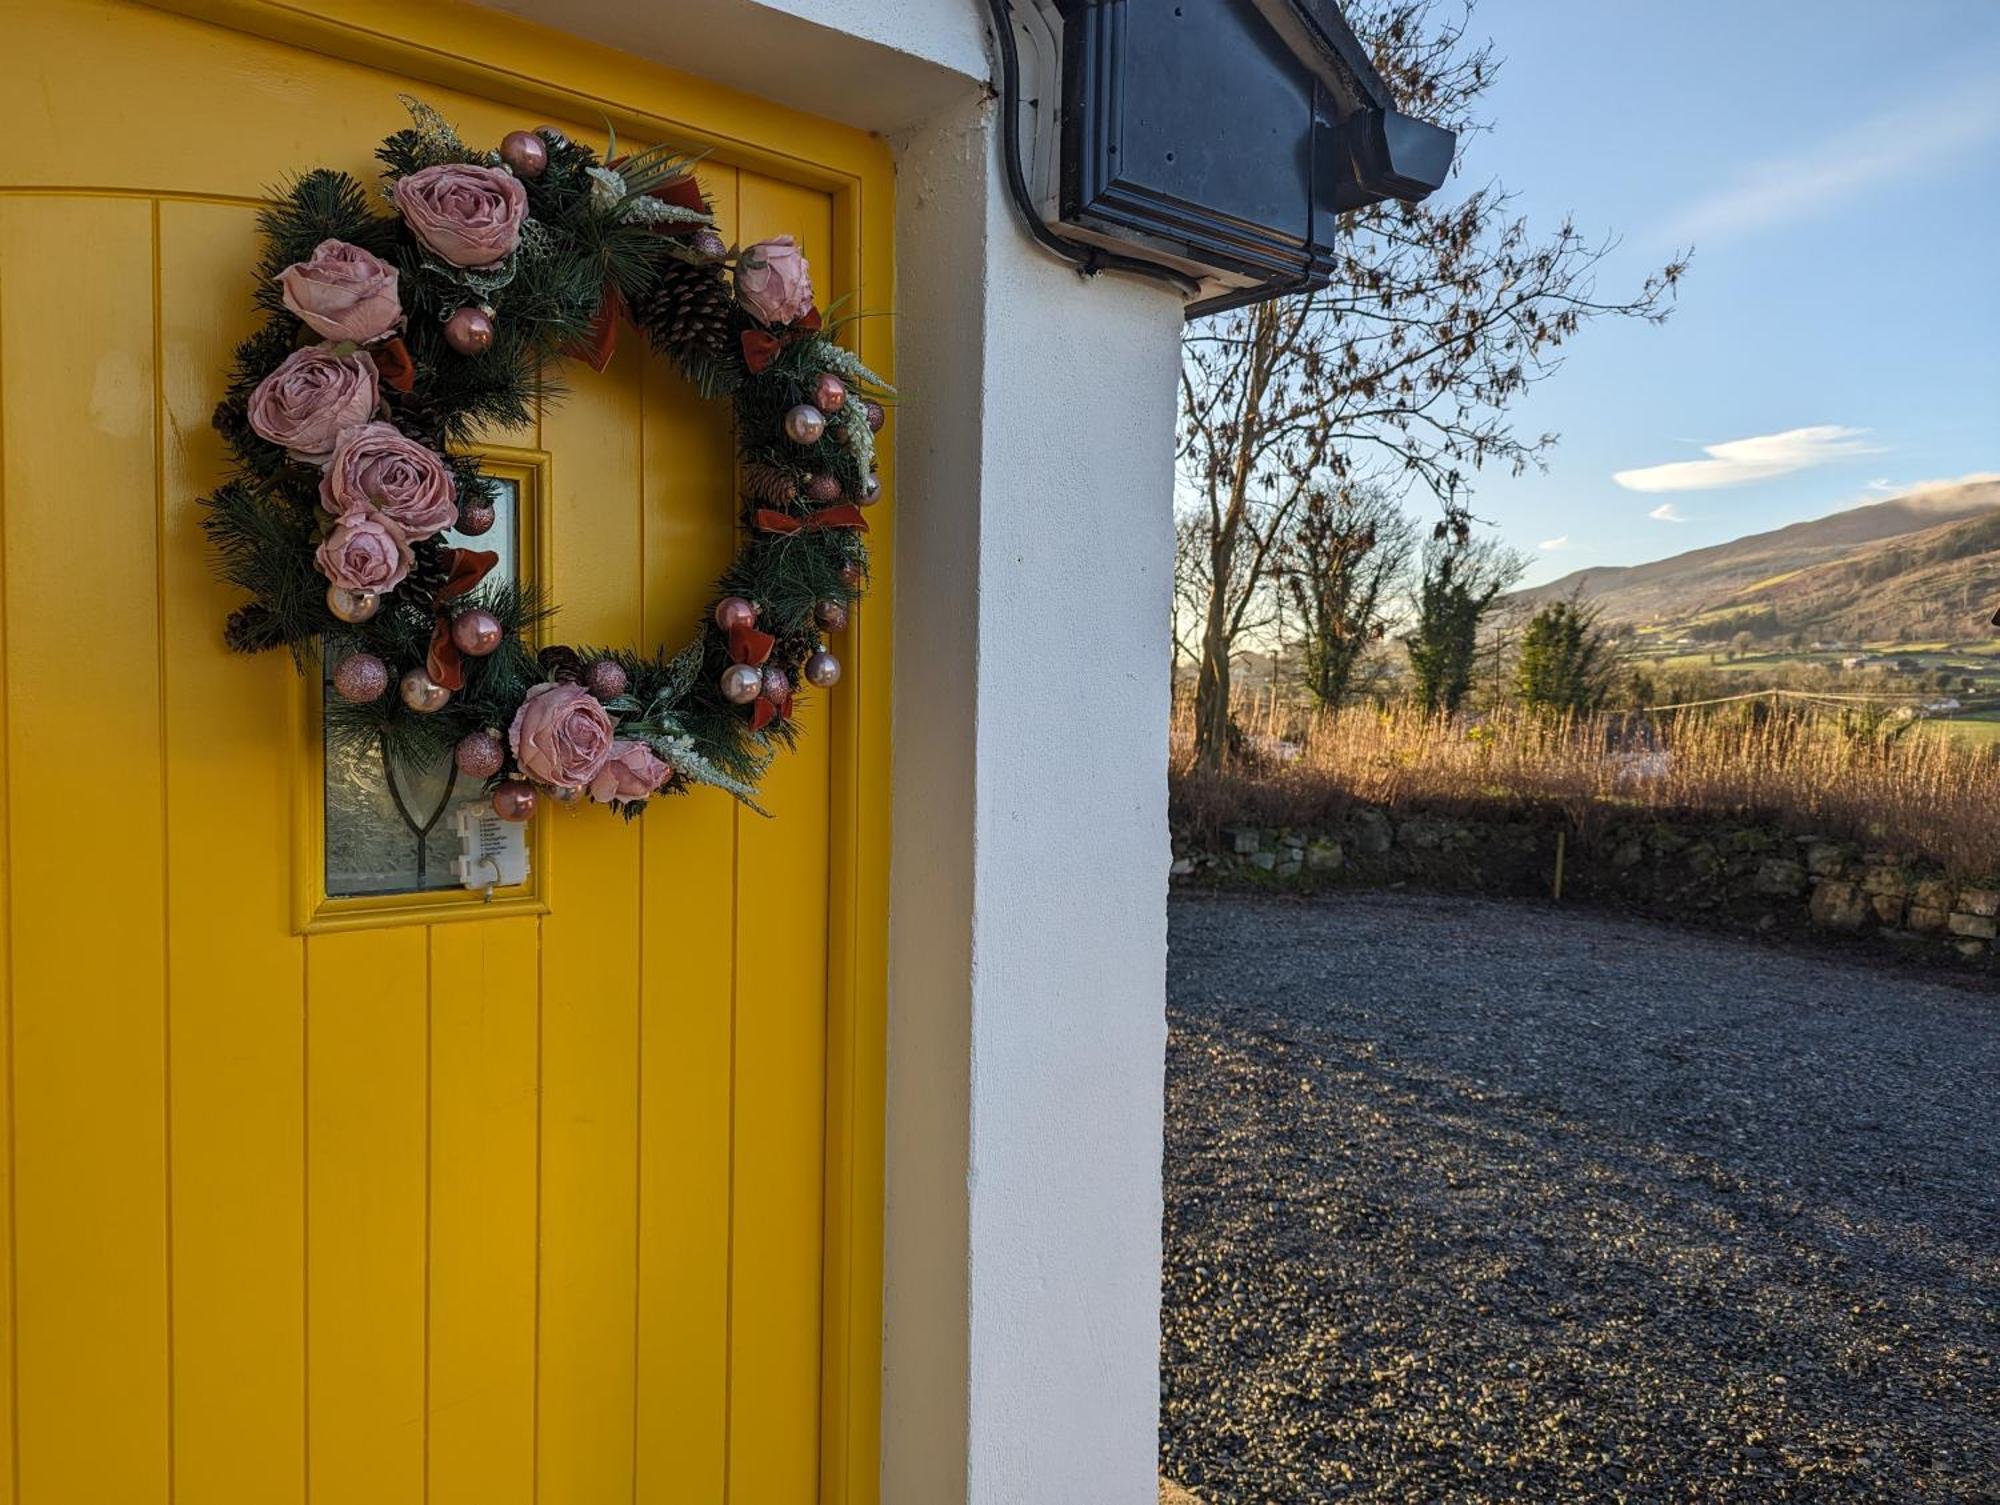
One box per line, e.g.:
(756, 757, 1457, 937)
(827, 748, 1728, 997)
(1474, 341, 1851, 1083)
(1162, 891, 1998, 1503)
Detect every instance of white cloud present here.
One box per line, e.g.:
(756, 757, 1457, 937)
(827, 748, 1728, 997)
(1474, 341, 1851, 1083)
(1538, 535, 1569, 551)
(1665, 74, 2000, 243)
(1614, 426, 1879, 494)
(1860, 471, 2000, 504)
(1649, 503, 1688, 523)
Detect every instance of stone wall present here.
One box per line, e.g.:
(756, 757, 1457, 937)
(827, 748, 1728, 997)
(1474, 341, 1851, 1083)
(1172, 805, 1999, 971)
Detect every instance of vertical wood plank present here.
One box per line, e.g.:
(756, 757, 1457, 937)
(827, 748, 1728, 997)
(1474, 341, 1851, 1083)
(535, 279, 644, 1505)
(0, 195, 171, 1503)
(0, 191, 17, 1505)
(307, 926, 427, 1505)
(158, 197, 309, 1505)
(428, 918, 538, 1505)
(727, 172, 836, 1505)
(633, 166, 741, 1504)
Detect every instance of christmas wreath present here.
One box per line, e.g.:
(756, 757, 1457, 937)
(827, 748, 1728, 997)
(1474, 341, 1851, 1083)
(204, 99, 888, 823)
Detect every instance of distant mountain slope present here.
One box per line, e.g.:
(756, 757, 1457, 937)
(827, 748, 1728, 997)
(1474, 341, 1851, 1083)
(1522, 478, 2000, 636)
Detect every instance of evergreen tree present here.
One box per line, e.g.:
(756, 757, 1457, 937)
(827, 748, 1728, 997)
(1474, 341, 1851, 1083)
(1282, 487, 1416, 710)
(1407, 531, 1523, 714)
(1514, 597, 1616, 713)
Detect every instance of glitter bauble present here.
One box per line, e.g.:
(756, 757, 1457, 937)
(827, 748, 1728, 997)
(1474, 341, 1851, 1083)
(456, 500, 496, 537)
(720, 663, 763, 704)
(760, 665, 790, 702)
(692, 227, 728, 261)
(450, 608, 504, 657)
(815, 599, 849, 633)
(326, 584, 379, 623)
(454, 730, 505, 780)
(586, 658, 629, 701)
(803, 649, 841, 689)
(839, 562, 865, 589)
(713, 596, 757, 632)
(399, 668, 451, 713)
(864, 401, 885, 433)
(783, 404, 827, 446)
(331, 653, 388, 704)
(499, 129, 548, 179)
(443, 304, 495, 356)
(492, 780, 537, 822)
(804, 473, 843, 503)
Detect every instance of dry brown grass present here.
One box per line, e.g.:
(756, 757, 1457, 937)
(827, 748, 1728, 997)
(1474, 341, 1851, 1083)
(1170, 697, 2000, 877)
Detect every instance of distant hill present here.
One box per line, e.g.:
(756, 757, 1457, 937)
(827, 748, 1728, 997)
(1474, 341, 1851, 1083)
(1521, 478, 2000, 641)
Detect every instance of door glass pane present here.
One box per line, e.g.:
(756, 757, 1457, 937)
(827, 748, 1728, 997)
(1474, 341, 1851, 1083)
(324, 476, 520, 897)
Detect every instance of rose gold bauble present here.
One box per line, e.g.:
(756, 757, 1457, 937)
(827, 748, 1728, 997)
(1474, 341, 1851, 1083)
(813, 372, 848, 414)
(444, 304, 495, 356)
(499, 129, 549, 179)
(803, 649, 841, 689)
(455, 500, 496, 537)
(331, 652, 389, 704)
(783, 404, 827, 446)
(492, 780, 537, 822)
(399, 667, 451, 713)
(815, 599, 849, 633)
(713, 595, 757, 632)
(804, 473, 843, 503)
(326, 583, 380, 623)
(859, 473, 883, 506)
(720, 663, 763, 704)
(692, 227, 728, 261)
(839, 562, 865, 589)
(450, 608, 504, 657)
(585, 658, 629, 701)
(760, 665, 791, 702)
(864, 400, 885, 434)
(454, 729, 505, 780)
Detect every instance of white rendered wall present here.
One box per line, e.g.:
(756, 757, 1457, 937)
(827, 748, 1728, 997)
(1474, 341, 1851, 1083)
(485, 6, 1184, 1501)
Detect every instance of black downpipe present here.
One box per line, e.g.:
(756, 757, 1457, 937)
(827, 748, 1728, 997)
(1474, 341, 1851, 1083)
(983, 0, 1203, 300)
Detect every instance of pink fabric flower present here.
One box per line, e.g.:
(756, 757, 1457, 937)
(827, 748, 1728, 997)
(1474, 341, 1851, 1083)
(587, 740, 671, 806)
(319, 421, 458, 540)
(392, 163, 529, 268)
(274, 238, 402, 344)
(246, 345, 380, 462)
(736, 235, 814, 325)
(509, 682, 615, 790)
(313, 507, 412, 594)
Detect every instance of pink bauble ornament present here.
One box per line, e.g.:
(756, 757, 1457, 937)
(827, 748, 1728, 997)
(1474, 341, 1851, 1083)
(692, 227, 727, 261)
(455, 498, 496, 537)
(815, 599, 849, 633)
(813, 372, 847, 414)
(803, 649, 841, 689)
(444, 304, 495, 355)
(399, 667, 451, 713)
(713, 595, 757, 632)
(760, 665, 791, 701)
(454, 729, 505, 780)
(839, 562, 865, 589)
(499, 129, 549, 179)
(450, 608, 504, 657)
(492, 780, 537, 822)
(859, 472, 883, 506)
(720, 663, 763, 704)
(326, 583, 380, 623)
(864, 400, 885, 434)
(783, 404, 827, 446)
(804, 473, 843, 503)
(332, 652, 389, 704)
(585, 658, 629, 701)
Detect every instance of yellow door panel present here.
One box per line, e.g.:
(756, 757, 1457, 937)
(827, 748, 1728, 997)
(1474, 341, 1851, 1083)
(0, 2, 891, 1501)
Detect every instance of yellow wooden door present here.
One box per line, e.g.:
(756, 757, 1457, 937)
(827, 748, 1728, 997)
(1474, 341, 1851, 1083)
(0, 2, 891, 1501)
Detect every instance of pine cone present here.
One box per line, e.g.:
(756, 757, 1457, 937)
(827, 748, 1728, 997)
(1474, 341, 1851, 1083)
(635, 255, 739, 387)
(742, 462, 799, 504)
(538, 645, 585, 684)
(401, 541, 453, 613)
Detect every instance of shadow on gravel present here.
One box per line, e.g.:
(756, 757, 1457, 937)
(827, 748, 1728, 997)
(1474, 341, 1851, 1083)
(1161, 891, 1999, 1502)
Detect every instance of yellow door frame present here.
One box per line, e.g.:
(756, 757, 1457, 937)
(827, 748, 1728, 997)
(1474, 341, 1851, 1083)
(133, 2, 894, 1498)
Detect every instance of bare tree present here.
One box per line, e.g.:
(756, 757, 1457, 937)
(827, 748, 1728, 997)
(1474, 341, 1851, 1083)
(1281, 486, 1418, 709)
(1176, 0, 1688, 768)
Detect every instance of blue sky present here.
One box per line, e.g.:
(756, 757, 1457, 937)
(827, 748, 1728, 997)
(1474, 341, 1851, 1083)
(1445, 1, 2000, 585)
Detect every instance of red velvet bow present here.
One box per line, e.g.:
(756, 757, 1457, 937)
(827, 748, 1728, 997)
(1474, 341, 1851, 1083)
(424, 547, 500, 691)
(727, 620, 790, 731)
(566, 170, 711, 373)
(752, 504, 869, 536)
(740, 305, 823, 375)
(371, 336, 416, 393)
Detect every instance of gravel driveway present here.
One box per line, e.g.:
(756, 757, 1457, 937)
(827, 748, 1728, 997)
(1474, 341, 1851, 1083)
(1162, 891, 1998, 1502)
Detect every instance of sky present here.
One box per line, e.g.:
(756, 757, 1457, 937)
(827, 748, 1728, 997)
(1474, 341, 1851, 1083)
(1439, 1, 2000, 586)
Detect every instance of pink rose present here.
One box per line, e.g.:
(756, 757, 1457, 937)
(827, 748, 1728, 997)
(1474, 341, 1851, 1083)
(275, 238, 402, 344)
(587, 740, 671, 806)
(313, 507, 412, 594)
(509, 682, 615, 790)
(319, 421, 458, 540)
(246, 345, 380, 461)
(736, 235, 814, 325)
(392, 163, 529, 268)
